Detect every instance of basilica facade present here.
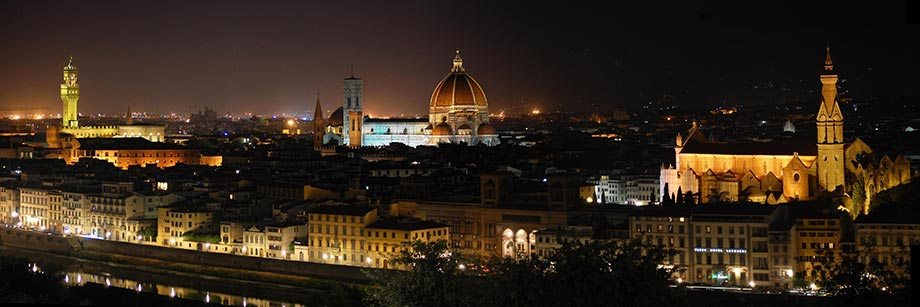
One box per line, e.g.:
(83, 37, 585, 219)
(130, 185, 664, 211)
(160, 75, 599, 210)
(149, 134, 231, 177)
(660, 49, 912, 209)
(315, 51, 499, 147)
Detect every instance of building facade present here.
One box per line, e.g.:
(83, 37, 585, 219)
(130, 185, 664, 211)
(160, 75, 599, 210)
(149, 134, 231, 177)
(594, 174, 660, 206)
(56, 57, 166, 142)
(660, 49, 912, 210)
(316, 51, 499, 147)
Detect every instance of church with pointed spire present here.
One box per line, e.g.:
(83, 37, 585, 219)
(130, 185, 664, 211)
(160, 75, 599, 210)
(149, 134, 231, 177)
(660, 48, 911, 211)
(315, 50, 499, 147)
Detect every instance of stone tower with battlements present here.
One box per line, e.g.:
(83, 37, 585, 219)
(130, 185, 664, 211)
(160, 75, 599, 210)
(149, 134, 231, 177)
(61, 56, 79, 128)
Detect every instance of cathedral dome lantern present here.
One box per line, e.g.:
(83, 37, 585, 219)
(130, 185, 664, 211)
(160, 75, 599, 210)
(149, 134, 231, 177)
(429, 50, 488, 110)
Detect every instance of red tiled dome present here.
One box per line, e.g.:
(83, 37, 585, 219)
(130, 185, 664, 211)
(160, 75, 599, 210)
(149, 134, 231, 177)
(429, 51, 487, 108)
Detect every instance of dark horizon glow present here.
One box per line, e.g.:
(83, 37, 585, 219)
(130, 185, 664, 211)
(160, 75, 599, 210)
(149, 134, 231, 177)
(0, 1, 917, 117)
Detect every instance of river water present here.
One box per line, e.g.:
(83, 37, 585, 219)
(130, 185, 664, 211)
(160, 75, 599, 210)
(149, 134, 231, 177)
(1, 247, 359, 306)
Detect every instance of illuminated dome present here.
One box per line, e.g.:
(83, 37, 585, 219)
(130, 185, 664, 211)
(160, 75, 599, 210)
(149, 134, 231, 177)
(478, 123, 496, 135)
(432, 123, 453, 136)
(328, 107, 344, 126)
(429, 51, 487, 108)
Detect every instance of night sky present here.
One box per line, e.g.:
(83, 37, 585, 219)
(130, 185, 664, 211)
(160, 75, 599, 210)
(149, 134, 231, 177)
(0, 1, 916, 117)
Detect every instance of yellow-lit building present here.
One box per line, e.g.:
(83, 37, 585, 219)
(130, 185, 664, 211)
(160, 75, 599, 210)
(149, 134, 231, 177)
(364, 218, 450, 269)
(306, 205, 378, 266)
(791, 216, 842, 281)
(303, 205, 448, 269)
(157, 202, 214, 247)
(56, 57, 166, 143)
(83, 182, 148, 240)
(629, 206, 811, 288)
(854, 213, 919, 276)
(243, 225, 267, 257)
(0, 186, 20, 225)
(660, 48, 912, 209)
(265, 222, 307, 259)
(76, 138, 200, 169)
(19, 187, 59, 230)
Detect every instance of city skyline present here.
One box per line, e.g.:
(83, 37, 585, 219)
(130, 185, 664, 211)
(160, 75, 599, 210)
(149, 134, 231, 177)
(1, 1, 917, 116)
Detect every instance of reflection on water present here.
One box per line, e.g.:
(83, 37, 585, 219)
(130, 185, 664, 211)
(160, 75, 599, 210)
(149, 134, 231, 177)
(63, 270, 303, 307)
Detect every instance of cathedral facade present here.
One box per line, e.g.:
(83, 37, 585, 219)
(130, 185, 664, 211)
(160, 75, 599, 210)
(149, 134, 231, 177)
(315, 51, 499, 147)
(660, 49, 912, 209)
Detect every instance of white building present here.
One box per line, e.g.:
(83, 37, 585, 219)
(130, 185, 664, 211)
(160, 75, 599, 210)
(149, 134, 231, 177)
(593, 174, 660, 206)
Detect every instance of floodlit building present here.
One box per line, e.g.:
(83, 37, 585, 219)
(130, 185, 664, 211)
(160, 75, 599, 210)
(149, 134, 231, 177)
(157, 201, 214, 247)
(316, 51, 499, 147)
(76, 138, 201, 169)
(854, 210, 920, 276)
(302, 205, 448, 268)
(57, 57, 166, 142)
(593, 174, 660, 205)
(660, 48, 912, 209)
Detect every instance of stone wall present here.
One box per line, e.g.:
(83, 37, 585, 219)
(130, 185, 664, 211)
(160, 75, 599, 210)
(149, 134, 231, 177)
(0, 228, 76, 254)
(0, 228, 373, 282)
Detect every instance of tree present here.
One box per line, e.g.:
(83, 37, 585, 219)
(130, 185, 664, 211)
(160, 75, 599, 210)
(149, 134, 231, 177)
(676, 186, 684, 205)
(486, 238, 677, 307)
(683, 191, 695, 205)
(364, 240, 477, 307)
(366, 237, 679, 307)
(662, 182, 672, 206)
(809, 247, 909, 305)
(851, 174, 867, 216)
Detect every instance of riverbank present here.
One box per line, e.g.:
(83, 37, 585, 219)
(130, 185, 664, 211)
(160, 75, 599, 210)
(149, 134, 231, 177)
(0, 247, 365, 306)
(0, 227, 372, 292)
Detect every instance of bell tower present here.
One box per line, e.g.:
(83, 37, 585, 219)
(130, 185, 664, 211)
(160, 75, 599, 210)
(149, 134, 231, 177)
(816, 47, 845, 192)
(312, 93, 324, 148)
(343, 67, 363, 147)
(60, 56, 79, 128)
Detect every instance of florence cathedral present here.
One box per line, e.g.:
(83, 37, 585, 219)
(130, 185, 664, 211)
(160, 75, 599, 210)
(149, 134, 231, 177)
(314, 50, 499, 147)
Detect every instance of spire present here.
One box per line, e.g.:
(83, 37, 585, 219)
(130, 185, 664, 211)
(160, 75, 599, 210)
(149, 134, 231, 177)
(350, 64, 355, 78)
(65, 55, 76, 70)
(451, 49, 464, 72)
(313, 92, 323, 120)
(126, 105, 133, 125)
(824, 45, 834, 72)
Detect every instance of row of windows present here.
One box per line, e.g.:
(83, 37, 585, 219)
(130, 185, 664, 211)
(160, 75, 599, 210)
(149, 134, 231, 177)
(695, 252, 748, 266)
(309, 214, 365, 223)
(799, 231, 836, 237)
(858, 235, 920, 247)
(100, 151, 191, 158)
(800, 242, 835, 249)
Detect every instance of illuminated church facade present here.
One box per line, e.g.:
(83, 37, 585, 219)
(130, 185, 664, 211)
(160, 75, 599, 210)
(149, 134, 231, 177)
(315, 51, 499, 147)
(661, 49, 912, 208)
